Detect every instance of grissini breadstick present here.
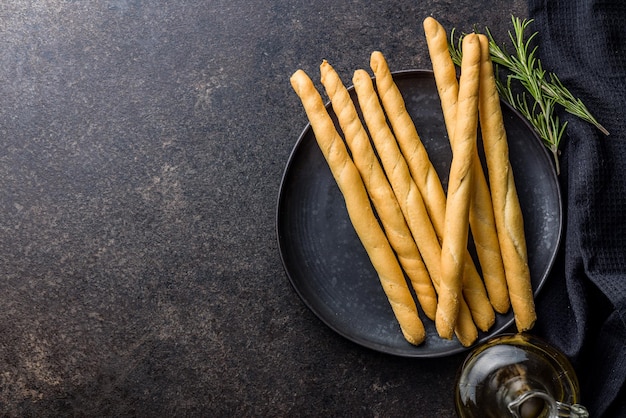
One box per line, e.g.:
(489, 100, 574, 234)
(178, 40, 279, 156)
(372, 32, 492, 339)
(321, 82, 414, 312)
(439, 33, 482, 339)
(477, 34, 536, 331)
(453, 294, 479, 347)
(352, 69, 477, 346)
(289, 69, 426, 345)
(370, 50, 494, 333)
(319, 60, 438, 321)
(369, 50, 446, 237)
(423, 16, 459, 120)
(424, 17, 510, 315)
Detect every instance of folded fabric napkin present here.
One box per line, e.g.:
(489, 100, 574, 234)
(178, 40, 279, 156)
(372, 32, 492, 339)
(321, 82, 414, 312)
(528, 1, 626, 416)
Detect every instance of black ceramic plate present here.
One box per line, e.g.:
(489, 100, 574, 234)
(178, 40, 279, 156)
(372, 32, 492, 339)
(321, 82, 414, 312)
(277, 70, 562, 357)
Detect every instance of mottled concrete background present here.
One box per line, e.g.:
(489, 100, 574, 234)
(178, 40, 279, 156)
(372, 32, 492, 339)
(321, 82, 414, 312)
(0, 1, 525, 416)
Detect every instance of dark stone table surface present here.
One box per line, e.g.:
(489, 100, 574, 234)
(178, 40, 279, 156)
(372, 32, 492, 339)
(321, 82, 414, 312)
(0, 1, 527, 416)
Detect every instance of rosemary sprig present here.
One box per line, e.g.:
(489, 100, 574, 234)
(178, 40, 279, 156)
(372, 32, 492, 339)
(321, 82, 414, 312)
(449, 16, 609, 174)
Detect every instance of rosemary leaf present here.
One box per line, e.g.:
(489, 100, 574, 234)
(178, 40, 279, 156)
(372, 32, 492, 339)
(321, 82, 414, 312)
(449, 16, 609, 174)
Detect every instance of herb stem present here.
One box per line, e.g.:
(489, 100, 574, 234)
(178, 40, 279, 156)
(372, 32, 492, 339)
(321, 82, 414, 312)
(449, 16, 608, 175)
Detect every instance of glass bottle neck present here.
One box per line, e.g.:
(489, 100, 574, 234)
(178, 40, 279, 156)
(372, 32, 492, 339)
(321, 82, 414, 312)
(506, 389, 589, 418)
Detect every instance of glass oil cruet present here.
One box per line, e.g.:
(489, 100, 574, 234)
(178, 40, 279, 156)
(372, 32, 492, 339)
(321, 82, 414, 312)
(455, 333, 589, 418)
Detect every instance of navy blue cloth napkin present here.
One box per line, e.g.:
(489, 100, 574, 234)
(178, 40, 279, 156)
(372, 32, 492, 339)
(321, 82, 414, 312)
(527, 1, 626, 416)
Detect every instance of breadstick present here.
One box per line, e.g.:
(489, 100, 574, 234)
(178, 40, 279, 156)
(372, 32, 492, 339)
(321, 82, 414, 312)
(423, 16, 459, 125)
(438, 34, 481, 339)
(370, 50, 493, 334)
(353, 69, 477, 345)
(477, 34, 536, 331)
(319, 61, 437, 321)
(289, 69, 426, 345)
(424, 17, 510, 314)
(454, 295, 479, 347)
(369, 50, 446, 236)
